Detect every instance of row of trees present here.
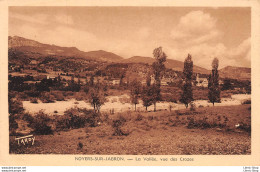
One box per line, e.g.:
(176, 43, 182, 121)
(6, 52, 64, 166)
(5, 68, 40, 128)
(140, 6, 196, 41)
(130, 50, 221, 111)
(180, 54, 221, 107)
(130, 47, 167, 111)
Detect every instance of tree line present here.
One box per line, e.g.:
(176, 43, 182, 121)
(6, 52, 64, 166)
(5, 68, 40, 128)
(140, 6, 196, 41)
(129, 47, 221, 111)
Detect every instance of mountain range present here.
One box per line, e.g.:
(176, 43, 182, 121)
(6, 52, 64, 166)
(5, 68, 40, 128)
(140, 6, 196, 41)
(8, 36, 123, 62)
(8, 36, 251, 80)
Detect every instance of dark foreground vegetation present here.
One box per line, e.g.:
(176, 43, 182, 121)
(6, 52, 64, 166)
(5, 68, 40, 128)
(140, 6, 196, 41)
(10, 104, 251, 155)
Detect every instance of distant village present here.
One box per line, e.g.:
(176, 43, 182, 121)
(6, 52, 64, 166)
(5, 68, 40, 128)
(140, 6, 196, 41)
(9, 57, 244, 92)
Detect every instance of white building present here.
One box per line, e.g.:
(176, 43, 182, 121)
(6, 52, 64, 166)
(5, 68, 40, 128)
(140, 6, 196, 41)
(196, 74, 208, 87)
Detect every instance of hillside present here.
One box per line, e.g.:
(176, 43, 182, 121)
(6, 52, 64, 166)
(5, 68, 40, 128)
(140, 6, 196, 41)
(219, 66, 251, 80)
(8, 36, 124, 62)
(83, 50, 123, 62)
(122, 56, 210, 74)
(9, 36, 84, 58)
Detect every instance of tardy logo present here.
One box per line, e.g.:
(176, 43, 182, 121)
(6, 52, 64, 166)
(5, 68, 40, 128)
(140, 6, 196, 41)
(15, 135, 35, 146)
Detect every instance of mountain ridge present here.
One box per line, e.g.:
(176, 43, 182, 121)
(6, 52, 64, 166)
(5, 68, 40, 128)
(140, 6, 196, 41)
(219, 66, 251, 80)
(8, 36, 124, 62)
(8, 35, 251, 80)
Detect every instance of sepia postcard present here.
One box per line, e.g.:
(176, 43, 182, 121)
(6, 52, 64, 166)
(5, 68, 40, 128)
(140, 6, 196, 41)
(0, 0, 260, 166)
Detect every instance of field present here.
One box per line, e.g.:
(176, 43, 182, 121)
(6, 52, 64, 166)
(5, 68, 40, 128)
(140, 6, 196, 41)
(10, 104, 251, 155)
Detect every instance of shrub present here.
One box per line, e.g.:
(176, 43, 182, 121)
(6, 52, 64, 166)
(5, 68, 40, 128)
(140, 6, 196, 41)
(25, 90, 41, 98)
(62, 91, 74, 99)
(9, 114, 18, 135)
(162, 94, 178, 103)
(101, 113, 109, 123)
(78, 142, 83, 150)
(82, 86, 89, 94)
(75, 92, 87, 101)
(56, 107, 99, 131)
(66, 110, 87, 128)
(237, 122, 251, 133)
(187, 116, 227, 130)
(18, 92, 29, 101)
(21, 113, 34, 125)
(175, 110, 181, 116)
(187, 117, 211, 129)
(40, 92, 56, 103)
(112, 115, 128, 136)
(147, 116, 154, 121)
(55, 116, 70, 131)
(135, 114, 143, 121)
(9, 95, 24, 115)
(31, 111, 53, 135)
(51, 91, 65, 101)
(30, 98, 38, 104)
(242, 99, 251, 105)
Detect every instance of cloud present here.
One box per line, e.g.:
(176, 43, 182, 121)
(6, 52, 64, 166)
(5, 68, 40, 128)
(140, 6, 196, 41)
(167, 10, 226, 68)
(165, 37, 251, 69)
(170, 10, 220, 45)
(228, 37, 251, 59)
(167, 10, 250, 69)
(179, 10, 216, 33)
(226, 37, 251, 67)
(165, 43, 226, 69)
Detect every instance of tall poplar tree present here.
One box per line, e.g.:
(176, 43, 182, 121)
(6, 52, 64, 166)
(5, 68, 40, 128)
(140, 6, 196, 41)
(208, 58, 221, 106)
(180, 54, 193, 108)
(151, 47, 167, 111)
(130, 79, 141, 111)
(141, 74, 153, 111)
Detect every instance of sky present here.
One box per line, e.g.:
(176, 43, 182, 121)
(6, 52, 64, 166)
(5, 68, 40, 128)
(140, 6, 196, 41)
(9, 7, 251, 69)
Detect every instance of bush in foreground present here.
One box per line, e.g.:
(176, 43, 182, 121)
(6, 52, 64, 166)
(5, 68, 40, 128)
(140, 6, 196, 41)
(112, 115, 129, 136)
(56, 107, 99, 131)
(30, 111, 53, 135)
